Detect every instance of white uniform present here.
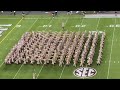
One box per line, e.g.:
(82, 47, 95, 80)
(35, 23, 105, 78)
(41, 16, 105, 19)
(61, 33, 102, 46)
(62, 22, 64, 30)
(33, 73, 36, 79)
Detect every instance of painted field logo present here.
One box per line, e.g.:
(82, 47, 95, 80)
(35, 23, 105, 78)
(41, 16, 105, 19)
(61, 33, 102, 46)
(73, 67, 97, 78)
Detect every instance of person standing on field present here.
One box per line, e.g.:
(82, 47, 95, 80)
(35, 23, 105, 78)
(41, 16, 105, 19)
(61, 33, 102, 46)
(62, 22, 65, 30)
(13, 11, 16, 16)
(33, 69, 36, 79)
(115, 11, 117, 16)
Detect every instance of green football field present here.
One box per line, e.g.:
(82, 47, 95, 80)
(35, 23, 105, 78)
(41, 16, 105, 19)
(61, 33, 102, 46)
(0, 14, 120, 79)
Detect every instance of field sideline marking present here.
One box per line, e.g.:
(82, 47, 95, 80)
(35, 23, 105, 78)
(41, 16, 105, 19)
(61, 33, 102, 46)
(0, 17, 84, 20)
(107, 18, 116, 79)
(35, 18, 54, 79)
(12, 19, 39, 79)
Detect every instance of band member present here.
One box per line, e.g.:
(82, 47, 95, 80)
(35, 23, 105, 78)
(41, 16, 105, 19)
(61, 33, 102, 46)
(62, 22, 65, 30)
(33, 69, 36, 79)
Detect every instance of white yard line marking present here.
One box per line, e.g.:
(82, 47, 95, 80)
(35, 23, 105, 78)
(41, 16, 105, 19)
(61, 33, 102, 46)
(107, 18, 116, 79)
(12, 19, 38, 79)
(0, 18, 23, 69)
(0, 17, 82, 20)
(13, 64, 24, 79)
(118, 61, 119, 63)
(26, 19, 38, 32)
(96, 18, 100, 30)
(114, 61, 115, 63)
(58, 17, 70, 79)
(64, 17, 69, 26)
(59, 65, 66, 79)
(0, 62, 4, 68)
(44, 18, 54, 31)
(78, 17, 84, 31)
(59, 17, 85, 79)
(36, 64, 44, 79)
(35, 18, 55, 79)
(36, 17, 54, 31)
(0, 18, 23, 44)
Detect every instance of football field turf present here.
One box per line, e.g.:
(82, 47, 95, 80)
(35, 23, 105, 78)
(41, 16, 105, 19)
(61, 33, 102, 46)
(0, 14, 120, 79)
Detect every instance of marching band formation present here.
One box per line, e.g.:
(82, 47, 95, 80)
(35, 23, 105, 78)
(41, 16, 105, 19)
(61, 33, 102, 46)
(5, 31, 106, 67)
(97, 32, 106, 65)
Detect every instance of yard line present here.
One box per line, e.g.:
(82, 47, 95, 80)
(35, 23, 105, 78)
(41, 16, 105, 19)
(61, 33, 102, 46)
(12, 19, 38, 79)
(64, 17, 69, 25)
(58, 17, 70, 79)
(59, 65, 66, 79)
(78, 17, 84, 31)
(107, 18, 116, 79)
(44, 18, 54, 31)
(13, 64, 24, 79)
(35, 18, 55, 79)
(0, 19, 38, 68)
(96, 18, 100, 30)
(36, 64, 44, 79)
(0, 62, 4, 68)
(0, 18, 23, 69)
(0, 18, 23, 44)
(36, 17, 69, 79)
(36, 17, 54, 31)
(59, 17, 83, 79)
(26, 18, 39, 32)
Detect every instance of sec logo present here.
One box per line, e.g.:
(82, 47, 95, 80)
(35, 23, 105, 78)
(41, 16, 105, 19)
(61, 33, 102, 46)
(73, 67, 97, 78)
